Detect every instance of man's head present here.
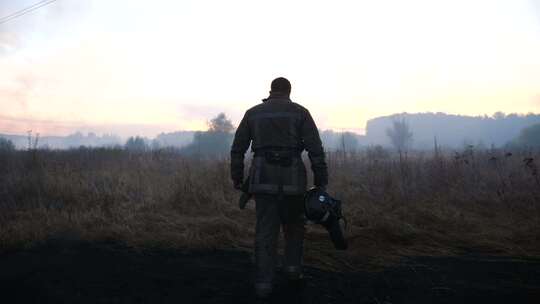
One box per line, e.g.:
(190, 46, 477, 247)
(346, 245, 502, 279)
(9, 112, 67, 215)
(270, 77, 291, 96)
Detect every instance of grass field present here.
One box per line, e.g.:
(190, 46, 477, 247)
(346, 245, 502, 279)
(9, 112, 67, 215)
(1, 147, 539, 270)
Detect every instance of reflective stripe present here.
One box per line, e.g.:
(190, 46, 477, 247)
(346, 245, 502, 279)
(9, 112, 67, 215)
(284, 266, 302, 273)
(250, 184, 303, 194)
(283, 266, 303, 279)
(249, 155, 306, 195)
(255, 282, 273, 289)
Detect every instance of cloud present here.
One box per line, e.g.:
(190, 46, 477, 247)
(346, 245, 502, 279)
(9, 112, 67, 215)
(178, 104, 231, 120)
(534, 94, 540, 108)
(0, 31, 21, 55)
(0, 59, 40, 114)
(11, 73, 36, 109)
(176, 104, 243, 129)
(0, 1, 37, 55)
(532, 0, 540, 21)
(45, 0, 91, 21)
(0, 0, 91, 55)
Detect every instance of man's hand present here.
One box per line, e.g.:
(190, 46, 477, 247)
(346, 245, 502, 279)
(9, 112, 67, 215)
(315, 185, 327, 192)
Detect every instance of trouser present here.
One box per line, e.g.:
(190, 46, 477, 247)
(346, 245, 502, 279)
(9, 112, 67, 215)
(254, 194, 305, 285)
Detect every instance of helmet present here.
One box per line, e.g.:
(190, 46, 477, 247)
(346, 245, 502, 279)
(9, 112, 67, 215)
(304, 187, 348, 250)
(304, 187, 343, 224)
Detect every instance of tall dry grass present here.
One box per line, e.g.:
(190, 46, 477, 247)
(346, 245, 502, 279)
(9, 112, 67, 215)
(0, 146, 539, 269)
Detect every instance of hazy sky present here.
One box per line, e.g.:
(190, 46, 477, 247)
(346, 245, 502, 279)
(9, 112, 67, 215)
(1, 0, 540, 137)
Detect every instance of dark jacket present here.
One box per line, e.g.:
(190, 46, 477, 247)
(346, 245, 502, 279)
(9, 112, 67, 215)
(230, 96, 328, 195)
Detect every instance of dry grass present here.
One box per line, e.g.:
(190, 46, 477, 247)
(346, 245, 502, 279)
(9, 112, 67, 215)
(1, 147, 539, 270)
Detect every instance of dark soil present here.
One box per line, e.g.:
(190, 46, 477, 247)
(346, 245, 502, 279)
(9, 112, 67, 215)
(1, 239, 539, 304)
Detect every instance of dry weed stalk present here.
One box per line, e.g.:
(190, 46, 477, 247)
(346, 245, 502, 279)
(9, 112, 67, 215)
(0, 147, 539, 269)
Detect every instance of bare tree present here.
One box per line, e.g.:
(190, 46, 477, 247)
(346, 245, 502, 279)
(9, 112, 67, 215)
(515, 123, 540, 148)
(125, 136, 148, 152)
(386, 118, 413, 152)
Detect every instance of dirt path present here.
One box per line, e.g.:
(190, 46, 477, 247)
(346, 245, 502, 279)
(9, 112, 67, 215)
(1, 240, 539, 303)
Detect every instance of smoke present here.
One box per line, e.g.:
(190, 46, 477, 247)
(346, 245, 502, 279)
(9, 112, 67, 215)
(0, 0, 94, 134)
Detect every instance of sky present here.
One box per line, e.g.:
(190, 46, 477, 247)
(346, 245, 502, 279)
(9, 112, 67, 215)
(1, 0, 540, 137)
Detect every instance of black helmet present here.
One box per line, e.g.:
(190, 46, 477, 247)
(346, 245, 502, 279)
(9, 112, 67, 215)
(304, 187, 348, 250)
(304, 187, 343, 224)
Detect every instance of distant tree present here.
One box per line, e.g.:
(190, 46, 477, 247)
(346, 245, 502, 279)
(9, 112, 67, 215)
(182, 113, 235, 156)
(100, 134, 122, 147)
(340, 132, 359, 151)
(386, 118, 413, 152)
(208, 113, 234, 133)
(365, 112, 540, 149)
(154, 131, 195, 148)
(0, 137, 15, 151)
(125, 136, 148, 152)
(319, 129, 364, 151)
(492, 111, 506, 120)
(366, 145, 389, 160)
(151, 139, 162, 150)
(515, 123, 540, 147)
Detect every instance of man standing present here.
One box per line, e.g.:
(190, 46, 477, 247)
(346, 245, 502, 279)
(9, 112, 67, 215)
(230, 77, 328, 298)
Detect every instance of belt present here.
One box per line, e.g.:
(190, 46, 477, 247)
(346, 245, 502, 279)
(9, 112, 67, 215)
(253, 150, 301, 158)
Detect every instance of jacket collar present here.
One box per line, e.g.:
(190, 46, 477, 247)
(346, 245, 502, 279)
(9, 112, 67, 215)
(262, 93, 291, 103)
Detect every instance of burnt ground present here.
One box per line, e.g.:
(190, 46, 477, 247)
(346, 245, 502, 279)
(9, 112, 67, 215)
(1, 239, 540, 304)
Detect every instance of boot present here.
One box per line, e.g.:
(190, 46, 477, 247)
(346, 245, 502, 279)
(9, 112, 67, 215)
(283, 266, 305, 289)
(255, 282, 273, 299)
(284, 266, 304, 281)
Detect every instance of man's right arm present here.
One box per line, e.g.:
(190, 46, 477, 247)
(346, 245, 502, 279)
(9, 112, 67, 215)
(300, 109, 328, 188)
(230, 111, 251, 188)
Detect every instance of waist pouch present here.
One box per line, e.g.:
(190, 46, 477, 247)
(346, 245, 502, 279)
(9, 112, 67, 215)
(248, 153, 307, 195)
(258, 151, 299, 167)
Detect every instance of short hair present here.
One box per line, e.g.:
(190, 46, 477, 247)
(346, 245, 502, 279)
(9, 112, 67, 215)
(270, 77, 291, 94)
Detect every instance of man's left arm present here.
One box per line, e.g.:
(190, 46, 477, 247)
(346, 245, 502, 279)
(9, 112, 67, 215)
(300, 109, 328, 189)
(230, 112, 251, 189)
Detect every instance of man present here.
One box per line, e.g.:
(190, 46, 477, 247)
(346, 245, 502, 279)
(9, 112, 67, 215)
(230, 77, 328, 298)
